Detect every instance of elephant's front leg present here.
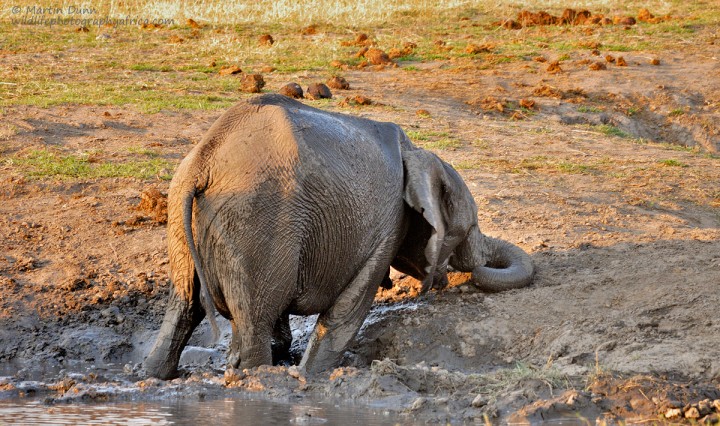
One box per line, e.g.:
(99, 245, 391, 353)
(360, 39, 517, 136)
(300, 239, 394, 374)
(144, 286, 205, 379)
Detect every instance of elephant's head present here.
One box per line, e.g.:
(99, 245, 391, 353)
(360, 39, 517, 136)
(391, 146, 534, 292)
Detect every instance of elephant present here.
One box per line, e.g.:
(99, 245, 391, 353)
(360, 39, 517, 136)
(144, 94, 534, 379)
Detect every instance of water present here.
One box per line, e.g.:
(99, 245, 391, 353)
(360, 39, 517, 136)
(0, 398, 402, 425)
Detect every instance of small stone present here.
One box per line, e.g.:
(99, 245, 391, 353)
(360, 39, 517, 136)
(287, 366, 301, 379)
(616, 56, 627, 66)
(416, 109, 431, 117)
(605, 54, 616, 63)
(650, 58, 661, 65)
(261, 66, 276, 73)
(471, 394, 487, 408)
(589, 61, 607, 71)
(224, 367, 245, 385)
(665, 408, 682, 419)
(279, 83, 303, 99)
(306, 83, 332, 100)
(698, 400, 713, 416)
(410, 397, 426, 410)
(686, 406, 701, 419)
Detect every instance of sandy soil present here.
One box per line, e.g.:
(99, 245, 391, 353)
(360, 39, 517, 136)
(1, 20, 720, 424)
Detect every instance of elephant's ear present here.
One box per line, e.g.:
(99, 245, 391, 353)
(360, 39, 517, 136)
(401, 148, 449, 292)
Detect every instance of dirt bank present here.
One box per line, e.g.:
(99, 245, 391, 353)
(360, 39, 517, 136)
(1, 13, 719, 424)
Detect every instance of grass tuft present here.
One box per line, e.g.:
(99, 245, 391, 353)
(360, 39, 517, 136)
(5, 149, 174, 180)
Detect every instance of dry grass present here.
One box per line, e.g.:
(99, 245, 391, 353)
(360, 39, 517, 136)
(1, 0, 680, 25)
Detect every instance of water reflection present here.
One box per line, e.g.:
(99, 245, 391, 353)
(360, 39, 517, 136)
(0, 398, 400, 425)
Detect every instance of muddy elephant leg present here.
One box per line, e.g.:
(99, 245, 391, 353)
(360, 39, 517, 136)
(226, 308, 274, 370)
(144, 286, 205, 379)
(272, 310, 292, 365)
(227, 319, 242, 368)
(300, 239, 394, 374)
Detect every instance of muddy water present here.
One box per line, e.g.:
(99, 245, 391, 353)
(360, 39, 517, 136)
(0, 398, 402, 425)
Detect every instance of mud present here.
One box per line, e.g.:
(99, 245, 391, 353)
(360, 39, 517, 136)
(1, 10, 720, 425)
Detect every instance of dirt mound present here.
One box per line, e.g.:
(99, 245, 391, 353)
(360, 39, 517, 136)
(135, 188, 167, 225)
(258, 34, 274, 46)
(306, 83, 332, 100)
(363, 48, 393, 65)
(279, 82, 304, 99)
(499, 8, 667, 29)
(241, 74, 265, 93)
(326, 76, 350, 90)
(511, 375, 720, 424)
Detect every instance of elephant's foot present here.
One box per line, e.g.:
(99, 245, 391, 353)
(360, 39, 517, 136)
(144, 288, 205, 379)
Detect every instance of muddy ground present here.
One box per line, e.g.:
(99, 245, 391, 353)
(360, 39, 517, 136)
(2, 14, 720, 425)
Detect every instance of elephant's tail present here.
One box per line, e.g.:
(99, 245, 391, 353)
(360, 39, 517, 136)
(182, 186, 220, 341)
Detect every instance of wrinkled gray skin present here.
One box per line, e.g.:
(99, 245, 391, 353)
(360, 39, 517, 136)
(144, 94, 534, 380)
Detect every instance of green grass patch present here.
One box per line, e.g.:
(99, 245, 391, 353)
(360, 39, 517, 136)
(658, 159, 688, 167)
(669, 108, 686, 117)
(5, 149, 174, 180)
(595, 124, 629, 138)
(130, 64, 174, 72)
(423, 138, 462, 150)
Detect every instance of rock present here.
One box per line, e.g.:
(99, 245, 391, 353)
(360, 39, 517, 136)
(241, 74, 265, 93)
(605, 54, 616, 63)
(617, 56, 627, 66)
(665, 408, 682, 419)
(686, 406, 701, 419)
(224, 367, 245, 385)
(650, 58, 661, 65)
(187, 19, 201, 28)
(410, 397, 426, 410)
(326, 76, 350, 90)
(589, 61, 607, 70)
(698, 400, 713, 416)
(416, 109, 431, 117)
(287, 366, 302, 379)
(279, 83, 303, 99)
(306, 83, 332, 100)
(472, 394, 487, 408)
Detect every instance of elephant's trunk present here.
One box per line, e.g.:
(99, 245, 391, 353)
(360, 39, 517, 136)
(471, 236, 534, 292)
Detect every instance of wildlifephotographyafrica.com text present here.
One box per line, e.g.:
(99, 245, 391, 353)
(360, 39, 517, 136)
(9, 5, 174, 27)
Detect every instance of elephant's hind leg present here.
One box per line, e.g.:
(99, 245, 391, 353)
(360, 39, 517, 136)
(144, 285, 205, 379)
(272, 310, 292, 365)
(299, 238, 394, 374)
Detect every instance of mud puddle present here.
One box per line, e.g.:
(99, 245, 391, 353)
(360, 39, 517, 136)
(0, 397, 402, 425)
